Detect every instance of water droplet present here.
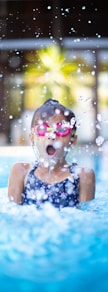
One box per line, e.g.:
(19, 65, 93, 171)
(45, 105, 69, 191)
(47, 6, 51, 10)
(9, 115, 13, 120)
(82, 6, 86, 10)
(96, 136, 104, 146)
(97, 113, 102, 122)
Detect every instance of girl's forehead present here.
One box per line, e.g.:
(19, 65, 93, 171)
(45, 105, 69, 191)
(34, 113, 68, 125)
(46, 114, 67, 123)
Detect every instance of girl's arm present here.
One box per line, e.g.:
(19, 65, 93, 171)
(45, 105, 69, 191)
(8, 162, 29, 204)
(79, 167, 95, 202)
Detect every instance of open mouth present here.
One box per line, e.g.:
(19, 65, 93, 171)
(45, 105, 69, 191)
(46, 145, 56, 156)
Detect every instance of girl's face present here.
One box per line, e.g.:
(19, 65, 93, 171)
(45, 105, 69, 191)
(30, 113, 77, 167)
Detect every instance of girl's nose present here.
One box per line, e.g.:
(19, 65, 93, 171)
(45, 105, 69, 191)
(47, 132, 56, 140)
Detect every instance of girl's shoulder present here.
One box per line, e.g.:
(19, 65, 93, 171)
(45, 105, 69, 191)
(69, 163, 95, 178)
(10, 160, 39, 179)
(10, 162, 31, 179)
(79, 166, 95, 179)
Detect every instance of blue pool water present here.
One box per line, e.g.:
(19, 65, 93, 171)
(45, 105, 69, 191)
(0, 147, 108, 292)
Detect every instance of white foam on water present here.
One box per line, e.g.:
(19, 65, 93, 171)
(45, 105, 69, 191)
(0, 185, 108, 286)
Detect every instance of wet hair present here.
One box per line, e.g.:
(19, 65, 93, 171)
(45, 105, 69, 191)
(31, 98, 76, 130)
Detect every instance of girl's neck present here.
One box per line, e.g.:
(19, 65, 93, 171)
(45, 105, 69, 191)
(35, 160, 70, 184)
(38, 160, 68, 174)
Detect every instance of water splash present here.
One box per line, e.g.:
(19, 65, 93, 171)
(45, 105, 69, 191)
(0, 183, 108, 291)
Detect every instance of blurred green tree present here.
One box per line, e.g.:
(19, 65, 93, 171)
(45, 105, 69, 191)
(24, 45, 79, 109)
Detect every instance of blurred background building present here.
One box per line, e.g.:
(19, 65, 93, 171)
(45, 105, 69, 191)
(0, 0, 108, 146)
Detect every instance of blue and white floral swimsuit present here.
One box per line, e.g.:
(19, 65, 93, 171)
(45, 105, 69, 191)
(22, 162, 80, 209)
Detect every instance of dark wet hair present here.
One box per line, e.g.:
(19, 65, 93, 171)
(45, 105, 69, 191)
(31, 98, 76, 130)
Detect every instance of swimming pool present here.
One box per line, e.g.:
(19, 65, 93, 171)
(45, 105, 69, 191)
(0, 146, 108, 292)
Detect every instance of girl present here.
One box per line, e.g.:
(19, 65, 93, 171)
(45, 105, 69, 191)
(8, 98, 95, 209)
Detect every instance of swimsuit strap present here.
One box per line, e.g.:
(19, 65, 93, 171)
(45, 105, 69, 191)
(29, 161, 78, 178)
(69, 162, 78, 174)
(30, 161, 38, 173)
